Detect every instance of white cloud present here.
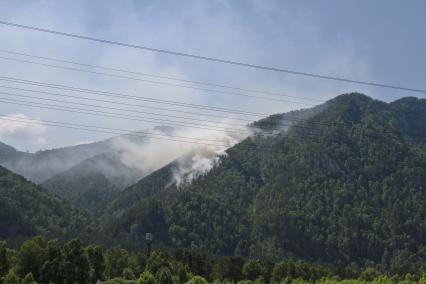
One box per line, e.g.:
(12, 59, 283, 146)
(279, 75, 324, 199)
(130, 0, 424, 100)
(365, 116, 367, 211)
(0, 113, 48, 144)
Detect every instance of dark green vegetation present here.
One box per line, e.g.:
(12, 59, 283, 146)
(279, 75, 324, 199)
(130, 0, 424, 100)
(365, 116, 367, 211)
(0, 166, 92, 245)
(0, 135, 146, 210)
(100, 94, 426, 274)
(1, 93, 426, 281)
(42, 152, 140, 211)
(1, 237, 426, 284)
(0, 139, 116, 183)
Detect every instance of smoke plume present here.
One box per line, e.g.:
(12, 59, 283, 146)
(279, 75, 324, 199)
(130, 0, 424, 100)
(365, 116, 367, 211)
(112, 121, 251, 185)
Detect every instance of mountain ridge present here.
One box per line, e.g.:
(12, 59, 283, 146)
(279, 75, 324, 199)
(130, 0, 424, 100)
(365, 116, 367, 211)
(97, 93, 426, 272)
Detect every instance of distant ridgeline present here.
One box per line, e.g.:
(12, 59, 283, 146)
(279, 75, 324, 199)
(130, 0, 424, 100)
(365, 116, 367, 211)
(0, 134, 146, 211)
(1, 93, 425, 276)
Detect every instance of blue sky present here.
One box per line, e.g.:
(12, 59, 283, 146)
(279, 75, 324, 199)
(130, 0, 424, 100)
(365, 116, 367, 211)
(0, 0, 425, 151)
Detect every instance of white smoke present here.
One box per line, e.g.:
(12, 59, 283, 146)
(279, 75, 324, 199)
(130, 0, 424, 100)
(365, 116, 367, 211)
(172, 148, 221, 187)
(111, 120, 252, 185)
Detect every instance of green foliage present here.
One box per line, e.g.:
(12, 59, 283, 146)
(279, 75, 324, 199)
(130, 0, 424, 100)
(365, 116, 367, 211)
(87, 244, 105, 283)
(128, 252, 147, 277)
(146, 251, 171, 275)
(187, 275, 209, 284)
(17, 236, 46, 281)
(271, 261, 289, 283)
(41, 239, 62, 284)
(3, 269, 21, 284)
(2, 93, 426, 282)
(359, 267, 381, 281)
(138, 270, 156, 284)
(123, 267, 136, 280)
(242, 260, 267, 281)
(0, 165, 90, 242)
(22, 272, 38, 284)
(62, 238, 90, 283)
(0, 240, 10, 277)
(4, 237, 426, 283)
(155, 266, 173, 284)
(211, 256, 245, 282)
(40, 151, 139, 211)
(100, 94, 426, 275)
(43, 169, 116, 211)
(105, 246, 129, 279)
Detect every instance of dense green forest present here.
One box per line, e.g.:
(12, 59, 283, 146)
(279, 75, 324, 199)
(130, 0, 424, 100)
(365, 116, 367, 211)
(1, 236, 425, 284)
(0, 136, 145, 210)
(0, 166, 93, 245)
(42, 152, 140, 211)
(1, 93, 426, 281)
(99, 94, 426, 274)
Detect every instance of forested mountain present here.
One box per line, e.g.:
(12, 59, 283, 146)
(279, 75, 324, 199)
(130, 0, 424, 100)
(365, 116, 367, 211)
(0, 165, 91, 244)
(0, 139, 117, 183)
(0, 133, 148, 184)
(42, 152, 141, 210)
(1, 93, 425, 276)
(0, 142, 17, 160)
(0, 133, 152, 212)
(99, 93, 426, 274)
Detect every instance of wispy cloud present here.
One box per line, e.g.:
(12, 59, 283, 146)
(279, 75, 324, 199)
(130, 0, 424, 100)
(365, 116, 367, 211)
(0, 113, 47, 144)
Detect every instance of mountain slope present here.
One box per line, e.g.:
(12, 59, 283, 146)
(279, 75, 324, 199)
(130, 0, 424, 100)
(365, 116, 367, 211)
(0, 134, 151, 211)
(0, 165, 92, 244)
(41, 152, 141, 210)
(0, 139, 115, 183)
(100, 93, 426, 272)
(0, 141, 18, 160)
(0, 134, 148, 184)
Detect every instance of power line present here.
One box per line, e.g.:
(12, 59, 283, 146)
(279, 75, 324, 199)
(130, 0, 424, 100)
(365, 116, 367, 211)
(0, 49, 320, 103)
(2, 77, 424, 138)
(0, 86, 307, 135)
(0, 93, 333, 140)
(0, 77, 255, 121)
(0, 76, 266, 117)
(0, 113, 372, 156)
(2, 54, 424, 127)
(0, 78, 420, 139)
(1, 108, 411, 158)
(0, 90, 411, 141)
(0, 115, 242, 148)
(1, 20, 425, 94)
(0, 91, 249, 132)
(0, 77, 329, 134)
(0, 115, 243, 144)
(0, 85, 249, 127)
(0, 83, 342, 131)
(0, 55, 312, 105)
(0, 115, 319, 155)
(0, 95, 250, 134)
(0, 77, 327, 132)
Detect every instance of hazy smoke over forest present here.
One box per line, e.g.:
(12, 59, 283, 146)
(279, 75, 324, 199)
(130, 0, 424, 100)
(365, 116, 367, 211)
(113, 122, 251, 185)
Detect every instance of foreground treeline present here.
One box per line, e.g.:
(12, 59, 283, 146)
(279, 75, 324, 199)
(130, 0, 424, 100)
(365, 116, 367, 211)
(1, 237, 426, 284)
